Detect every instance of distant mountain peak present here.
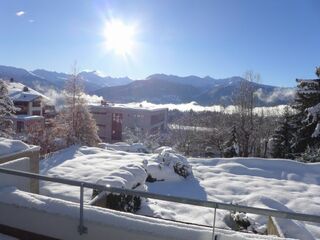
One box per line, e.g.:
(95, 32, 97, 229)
(0, 64, 294, 106)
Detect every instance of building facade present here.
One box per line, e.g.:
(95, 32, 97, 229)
(7, 81, 48, 136)
(90, 103, 168, 142)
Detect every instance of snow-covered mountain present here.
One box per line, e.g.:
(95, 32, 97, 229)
(95, 74, 295, 106)
(0, 65, 295, 106)
(0, 65, 54, 90)
(33, 69, 132, 92)
(0, 65, 133, 93)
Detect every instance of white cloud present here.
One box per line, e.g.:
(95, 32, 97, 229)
(254, 88, 295, 103)
(112, 101, 288, 116)
(28, 19, 35, 23)
(16, 11, 25, 17)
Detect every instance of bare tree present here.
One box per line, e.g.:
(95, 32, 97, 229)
(55, 63, 100, 146)
(233, 71, 260, 157)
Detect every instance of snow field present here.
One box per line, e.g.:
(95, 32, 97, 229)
(39, 144, 320, 239)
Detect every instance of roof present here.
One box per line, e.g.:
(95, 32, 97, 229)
(6, 81, 49, 102)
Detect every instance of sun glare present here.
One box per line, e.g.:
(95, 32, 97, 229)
(103, 19, 136, 56)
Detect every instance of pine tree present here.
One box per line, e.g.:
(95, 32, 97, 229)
(271, 106, 294, 158)
(223, 126, 239, 158)
(291, 68, 320, 154)
(316, 67, 320, 78)
(55, 65, 100, 146)
(0, 79, 15, 138)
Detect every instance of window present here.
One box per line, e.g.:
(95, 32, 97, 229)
(32, 110, 41, 116)
(14, 102, 28, 115)
(16, 121, 25, 133)
(32, 100, 41, 107)
(134, 114, 144, 118)
(90, 112, 107, 115)
(151, 113, 165, 125)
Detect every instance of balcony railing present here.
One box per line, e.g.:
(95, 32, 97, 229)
(0, 166, 319, 239)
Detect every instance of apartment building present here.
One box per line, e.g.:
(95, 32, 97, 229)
(89, 102, 168, 142)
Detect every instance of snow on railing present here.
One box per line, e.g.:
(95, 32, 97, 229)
(0, 167, 319, 239)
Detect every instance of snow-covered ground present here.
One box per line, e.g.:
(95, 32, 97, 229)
(40, 145, 320, 239)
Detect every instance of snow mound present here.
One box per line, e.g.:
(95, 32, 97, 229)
(154, 146, 175, 154)
(99, 142, 149, 153)
(144, 148, 192, 181)
(0, 138, 32, 156)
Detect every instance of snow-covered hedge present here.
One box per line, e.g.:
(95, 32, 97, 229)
(92, 164, 148, 213)
(144, 148, 192, 182)
(98, 142, 149, 153)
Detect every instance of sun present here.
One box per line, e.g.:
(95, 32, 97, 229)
(103, 19, 136, 56)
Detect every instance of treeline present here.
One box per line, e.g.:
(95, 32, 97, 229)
(271, 67, 320, 162)
(159, 69, 320, 162)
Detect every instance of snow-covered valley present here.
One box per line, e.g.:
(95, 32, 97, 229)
(40, 144, 320, 240)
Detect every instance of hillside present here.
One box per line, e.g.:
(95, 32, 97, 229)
(94, 78, 203, 103)
(94, 74, 295, 106)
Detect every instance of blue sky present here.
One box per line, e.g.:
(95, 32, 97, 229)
(0, 0, 319, 87)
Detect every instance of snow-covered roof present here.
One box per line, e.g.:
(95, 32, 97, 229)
(12, 115, 44, 121)
(6, 81, 48, 102)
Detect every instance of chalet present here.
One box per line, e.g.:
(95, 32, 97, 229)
(6, 81, 49, 135)
(89, 101, 168, 142)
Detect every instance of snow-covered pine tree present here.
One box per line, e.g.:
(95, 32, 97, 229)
(271, 106, 294, 158)
(291, 67, 320, 154)
(56, 65, 100, 146)
(222, 126, 239, 158)
(0, 79, 15, 137)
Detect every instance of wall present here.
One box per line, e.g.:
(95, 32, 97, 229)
(0, 197, 279, 240)
(0, 157, 31, 192)
(0, 148, 40, 193)
(90, 106, 168, 143)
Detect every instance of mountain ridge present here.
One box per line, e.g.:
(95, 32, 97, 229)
(0, 65, 295, 106)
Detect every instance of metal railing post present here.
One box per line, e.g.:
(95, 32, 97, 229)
(212, 207, 217, 240)
(78, 183, 88, 235)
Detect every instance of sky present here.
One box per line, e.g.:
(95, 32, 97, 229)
(0, 0, 319, 87)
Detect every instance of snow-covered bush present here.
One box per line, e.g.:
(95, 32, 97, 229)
(98, 142, 149, 153)
(144, 148, 192, 182)
(92, 164, 148, 213)
(153, 146, 174, 154)
(228, 211, 266, 234)
(230, 211, 251, 231)
(157, 148, 192, 178)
